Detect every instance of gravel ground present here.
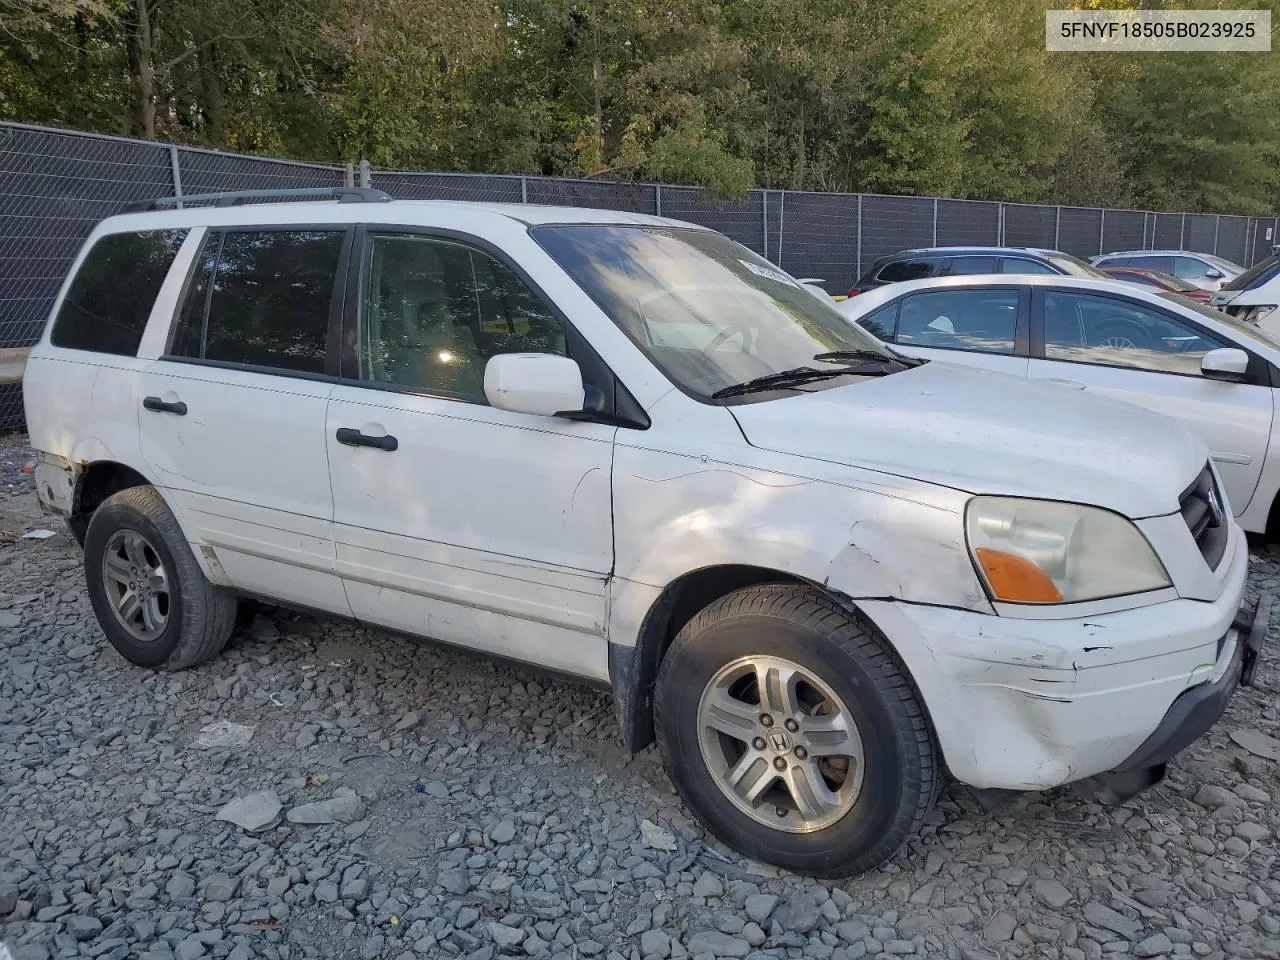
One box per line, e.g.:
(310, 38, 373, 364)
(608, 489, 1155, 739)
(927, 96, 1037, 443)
(2, 431, 1279, 960)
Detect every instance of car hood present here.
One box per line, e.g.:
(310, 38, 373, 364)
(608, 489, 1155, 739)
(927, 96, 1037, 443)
(730, 361, 1206, 519)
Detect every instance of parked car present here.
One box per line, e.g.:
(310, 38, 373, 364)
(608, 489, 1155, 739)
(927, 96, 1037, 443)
(847, 246, 1107, 297)
(1091, 250, 1243, 291)
(838, 273, 1280, 535)
(1100, 266, 1213, 304)
(25, 189, 1264, 878)
(1211, 250, 1280, 331)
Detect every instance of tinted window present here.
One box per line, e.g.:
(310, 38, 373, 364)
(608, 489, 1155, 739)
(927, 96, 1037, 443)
(1116, 271, 1163, 288)
(1221, 255, 1278, 292)
(896, 289, 1019, 354)
(1126, 255, 1174, 274)
(938, 256, 998, 276)
(857, 303, 899, 341)
(51, 230, 188, 356)
(362, 234, 568, 402)
(173, 230, 344, 374)
(1043, 292, 1224, 376)
(877, 258, 937, 283)
(1001, 257, 1056, 275)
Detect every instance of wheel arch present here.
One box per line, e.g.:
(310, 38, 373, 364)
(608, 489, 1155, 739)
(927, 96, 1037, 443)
(609, 563, 812, 754)
(69, 460, 153, 545)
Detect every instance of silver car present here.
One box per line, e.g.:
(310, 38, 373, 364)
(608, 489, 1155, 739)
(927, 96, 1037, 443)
(1091, 250, 1243, 291)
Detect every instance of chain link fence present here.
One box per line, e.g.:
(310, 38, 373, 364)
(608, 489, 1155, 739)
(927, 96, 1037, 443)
(2, 119, 1278, 428)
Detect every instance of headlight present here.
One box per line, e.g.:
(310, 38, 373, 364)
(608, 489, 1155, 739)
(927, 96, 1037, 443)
(965, 497, 1171, 604)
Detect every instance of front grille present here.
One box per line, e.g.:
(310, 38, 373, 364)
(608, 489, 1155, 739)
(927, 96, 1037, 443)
(1179, 463, 1229, 570)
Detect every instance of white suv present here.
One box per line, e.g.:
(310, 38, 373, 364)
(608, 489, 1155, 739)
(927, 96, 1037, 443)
(23, 188, 1267, 877)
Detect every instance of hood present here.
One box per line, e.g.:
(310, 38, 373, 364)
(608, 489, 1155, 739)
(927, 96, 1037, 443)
(730, 361, 1206, 519)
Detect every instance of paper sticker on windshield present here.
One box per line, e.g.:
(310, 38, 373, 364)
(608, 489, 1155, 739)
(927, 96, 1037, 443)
(738, 259, 797, 286)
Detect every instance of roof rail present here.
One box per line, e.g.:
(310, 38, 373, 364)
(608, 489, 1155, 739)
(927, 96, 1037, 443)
(123, 186, 393, 214)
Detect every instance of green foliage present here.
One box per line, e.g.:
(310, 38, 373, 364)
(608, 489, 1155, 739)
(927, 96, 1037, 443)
(1, 0, 1276, 210)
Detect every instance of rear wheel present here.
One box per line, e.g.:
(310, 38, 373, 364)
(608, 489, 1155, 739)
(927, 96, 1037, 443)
(654, 584, 940, 877)
(84, 485, 237, 670)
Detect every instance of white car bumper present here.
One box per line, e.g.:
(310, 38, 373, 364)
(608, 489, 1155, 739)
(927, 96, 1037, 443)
(859, 530, 1255, 791)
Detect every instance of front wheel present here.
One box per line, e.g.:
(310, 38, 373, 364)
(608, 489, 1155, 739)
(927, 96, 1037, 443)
(654, 585, 940, 877)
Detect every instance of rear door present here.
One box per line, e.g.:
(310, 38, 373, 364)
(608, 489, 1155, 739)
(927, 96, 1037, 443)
(867, 285, 1030, 376)
(1028, 287, 1273, 515)
(138, 226, 352, 614)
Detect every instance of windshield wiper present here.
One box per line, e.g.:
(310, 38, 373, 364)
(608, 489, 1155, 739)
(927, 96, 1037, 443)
(814, 348, 924, 367)
(711, 366, 864, 400)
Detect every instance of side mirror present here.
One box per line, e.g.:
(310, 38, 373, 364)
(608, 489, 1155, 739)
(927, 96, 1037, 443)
(1204, 269, 1224, 280)
(484, 354, 585, 416)
(1201, 347, 1249, 382)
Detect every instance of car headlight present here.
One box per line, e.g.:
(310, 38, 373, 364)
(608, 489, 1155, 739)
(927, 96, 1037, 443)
(965, 497, 1171, 604)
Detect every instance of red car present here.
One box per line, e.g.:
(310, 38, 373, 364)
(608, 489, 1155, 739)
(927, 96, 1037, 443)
(1101, 266, 1214, 304)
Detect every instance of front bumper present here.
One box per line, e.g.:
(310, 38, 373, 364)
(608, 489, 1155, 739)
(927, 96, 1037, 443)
(856, 531, 1257, 791)
(1111, 589, 1272, 775)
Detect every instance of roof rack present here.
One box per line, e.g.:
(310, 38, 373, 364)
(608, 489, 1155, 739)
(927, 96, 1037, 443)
(123, 186, 393, 214)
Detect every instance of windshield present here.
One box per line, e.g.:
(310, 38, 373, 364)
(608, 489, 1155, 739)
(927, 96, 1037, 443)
(1221, 255, 1279, 292)
(533, 225, 898, 399)
(1044, 252, 1109, 279)
(1202, 253, 1244, 273)
(1157, 292, 1280, 350)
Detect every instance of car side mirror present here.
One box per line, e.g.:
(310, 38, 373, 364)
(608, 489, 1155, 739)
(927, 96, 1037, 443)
(1201, 347, 1249, 382)
(484, 353, 586, 416)
(1204, 269, 1224, 280)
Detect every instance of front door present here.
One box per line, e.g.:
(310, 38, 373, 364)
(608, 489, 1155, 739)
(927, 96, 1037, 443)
(1029, 287, 1273, 515)
(871, 286, 1030, 377)
(138, 227, 350, 614)
(326, 230, 615, 681)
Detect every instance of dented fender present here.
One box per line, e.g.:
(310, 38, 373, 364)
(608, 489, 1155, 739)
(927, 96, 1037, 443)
(827, 513, 992, 613)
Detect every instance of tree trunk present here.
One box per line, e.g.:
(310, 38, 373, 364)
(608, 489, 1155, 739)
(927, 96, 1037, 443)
(199, 45, 226, 146)
(591, 2, 603, 171)
(74, 12, 89, 83)
(124, 0, 156, 139)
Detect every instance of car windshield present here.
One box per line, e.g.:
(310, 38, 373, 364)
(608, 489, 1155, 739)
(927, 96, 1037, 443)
(1221, 255, 1278, 292)
(1202, 253, 1243, 273)
(533, 224, 900, 399)
(1157, 292, 1280, 350)
(1043, 252, 1109, 279)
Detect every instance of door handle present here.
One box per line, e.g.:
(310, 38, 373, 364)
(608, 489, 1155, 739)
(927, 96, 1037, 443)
(143, 396, 187, 415)
(335, 427, 398, 451)
(1033, 377, 1086, 390)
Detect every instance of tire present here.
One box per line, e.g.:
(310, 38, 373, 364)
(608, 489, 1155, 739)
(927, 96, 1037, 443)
(83, 485, 237, 670)
(654, 584, 940, 878)
(1091, 320, 1150, 351)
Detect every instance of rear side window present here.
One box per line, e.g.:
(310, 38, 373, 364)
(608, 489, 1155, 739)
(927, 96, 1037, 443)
(171, 230, 344, 375)
(51, 229, 188, 356)
(876, 258, 936, 283)
(1130, 255, 1174, 275)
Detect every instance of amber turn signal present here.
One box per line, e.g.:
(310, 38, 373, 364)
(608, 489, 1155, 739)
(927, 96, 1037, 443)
(974, 547, 1064, 603)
